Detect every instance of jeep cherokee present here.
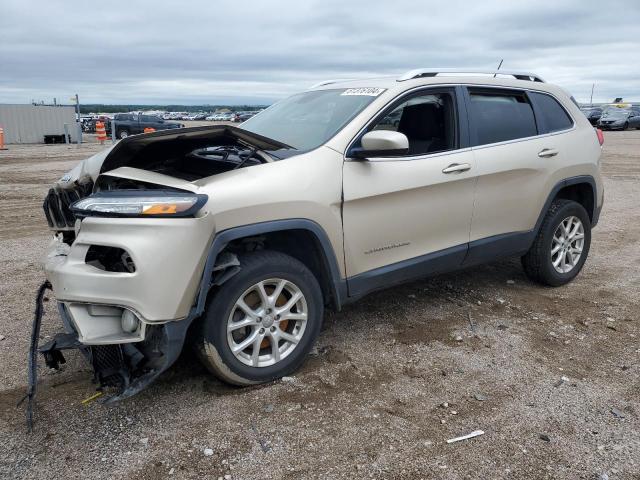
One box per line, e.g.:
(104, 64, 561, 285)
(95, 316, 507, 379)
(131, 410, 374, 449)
(38, 69, 604, 400)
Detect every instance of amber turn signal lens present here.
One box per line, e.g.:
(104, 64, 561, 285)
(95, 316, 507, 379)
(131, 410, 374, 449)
(142, 204, 178, 214)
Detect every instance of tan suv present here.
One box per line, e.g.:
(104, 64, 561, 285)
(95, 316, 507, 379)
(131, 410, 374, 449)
(39, 69, 604, 400)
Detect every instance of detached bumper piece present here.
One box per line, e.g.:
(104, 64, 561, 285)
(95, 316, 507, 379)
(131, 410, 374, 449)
(39, 319, 190, 404)
(39, 332, 84, 369)
(25, 288, 192, 431)
(39, 336, 144, 392)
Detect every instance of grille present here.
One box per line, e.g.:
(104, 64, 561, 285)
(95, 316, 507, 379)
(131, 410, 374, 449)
(42, 181, 93, 229)
(91, 345, 127, 388)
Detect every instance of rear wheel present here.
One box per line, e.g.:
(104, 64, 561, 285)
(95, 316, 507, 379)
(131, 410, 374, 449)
(521, 199, 591, 287)
(118, 129, 129, 139)
(195, 250, 323, 385)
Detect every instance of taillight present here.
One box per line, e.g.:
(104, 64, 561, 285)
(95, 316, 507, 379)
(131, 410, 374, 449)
(596, 128, 604, 146)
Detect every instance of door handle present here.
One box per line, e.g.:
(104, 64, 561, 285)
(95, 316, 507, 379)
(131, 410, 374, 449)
(442, 163, 471, 174)
(538, 148, 559, 158)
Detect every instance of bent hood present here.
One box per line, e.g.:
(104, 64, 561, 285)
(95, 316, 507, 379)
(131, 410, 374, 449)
(54, 125, 292, 189)
(99, 125, 292, 174)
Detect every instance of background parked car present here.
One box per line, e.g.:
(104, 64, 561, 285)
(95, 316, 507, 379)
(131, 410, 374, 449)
(233, 111, 257, 122)
(113, 113, 183, 138)
(580, 107, 602, 125)
(379, 109, 402, 128)
(597, 109, 640, 130)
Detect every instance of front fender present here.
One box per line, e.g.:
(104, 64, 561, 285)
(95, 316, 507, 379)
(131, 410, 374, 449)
(54, 145, 114, 189)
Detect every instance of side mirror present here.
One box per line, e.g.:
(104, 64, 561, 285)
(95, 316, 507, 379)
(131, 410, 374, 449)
(351, 130, 409, 159)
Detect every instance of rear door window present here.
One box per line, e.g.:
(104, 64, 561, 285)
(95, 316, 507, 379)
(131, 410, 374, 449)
(529, 92, 574, 133)
(468, 89, 537, 146)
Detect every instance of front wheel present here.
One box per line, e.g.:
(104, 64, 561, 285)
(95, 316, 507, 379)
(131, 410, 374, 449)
(521, 199, 591, 287)
(195, 250, 323, 385)
(118, 129, 129, 139)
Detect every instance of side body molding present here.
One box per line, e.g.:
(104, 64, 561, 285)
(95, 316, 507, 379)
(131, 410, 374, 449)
(189, 219, 347, 319)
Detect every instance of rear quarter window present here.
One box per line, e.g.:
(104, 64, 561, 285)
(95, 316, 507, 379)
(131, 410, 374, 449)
(529, 92, 574, 133)
(468, 89, 537, 146)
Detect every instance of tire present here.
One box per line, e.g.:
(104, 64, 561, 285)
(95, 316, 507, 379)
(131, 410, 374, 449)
(118, 129, 129, 139)
(623, 122, 629, 131)
(195, 250, 323, 385)
(521, 199, 591, 287)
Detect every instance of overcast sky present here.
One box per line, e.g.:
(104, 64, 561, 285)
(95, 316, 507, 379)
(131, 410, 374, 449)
(1, 0, 639, 105)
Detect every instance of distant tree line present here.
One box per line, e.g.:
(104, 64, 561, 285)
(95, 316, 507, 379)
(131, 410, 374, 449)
(79, 104, 269, 114)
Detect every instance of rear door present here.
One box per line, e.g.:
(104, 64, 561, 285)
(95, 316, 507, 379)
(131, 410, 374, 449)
(342, 87, 476, 296)
(463, 87, 575, 263)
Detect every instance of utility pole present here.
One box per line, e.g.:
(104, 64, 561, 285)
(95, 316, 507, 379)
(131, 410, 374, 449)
(590, 83, 595, 107)
(75, 93, 82, 147)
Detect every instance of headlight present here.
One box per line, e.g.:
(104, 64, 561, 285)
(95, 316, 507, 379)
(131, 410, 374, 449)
(71, 191, 208, 218)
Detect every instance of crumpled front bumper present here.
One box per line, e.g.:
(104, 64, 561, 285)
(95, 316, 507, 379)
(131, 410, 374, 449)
(41, 213, 215, 400)
(45, 214, 214, 341)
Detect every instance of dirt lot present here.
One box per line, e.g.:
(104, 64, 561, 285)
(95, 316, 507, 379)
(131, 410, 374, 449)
(0, 132, 639, 479)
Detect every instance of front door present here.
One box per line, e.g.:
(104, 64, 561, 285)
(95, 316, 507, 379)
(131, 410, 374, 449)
(342, 88, 476, 296)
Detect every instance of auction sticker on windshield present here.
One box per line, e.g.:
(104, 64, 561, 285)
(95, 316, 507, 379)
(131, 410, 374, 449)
(341, 88, 386, 96)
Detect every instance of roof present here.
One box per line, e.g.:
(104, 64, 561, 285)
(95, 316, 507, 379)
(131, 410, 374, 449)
(309, 69, 562, 96)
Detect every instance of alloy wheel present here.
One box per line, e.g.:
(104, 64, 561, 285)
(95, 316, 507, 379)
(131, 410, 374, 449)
(551, 216, 585, 273)
(226, 278, 308, 367)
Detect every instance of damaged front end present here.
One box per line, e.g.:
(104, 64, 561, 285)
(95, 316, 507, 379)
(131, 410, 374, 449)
(37, 303, 191, 403)
(33, 125, 290, 408)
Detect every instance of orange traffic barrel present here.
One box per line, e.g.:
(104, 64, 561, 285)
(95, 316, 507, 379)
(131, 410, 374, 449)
(0, 126, 7, 150)
(143, 127, 156, 134)
(96, 121, 107, 144)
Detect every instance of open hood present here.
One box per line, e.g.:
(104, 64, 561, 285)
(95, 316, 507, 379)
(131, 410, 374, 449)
(100, 125, 292, 174)
(45, 125, 294, 232)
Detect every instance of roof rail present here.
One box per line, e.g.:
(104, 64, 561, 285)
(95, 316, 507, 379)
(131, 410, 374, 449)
(397, 68, 545, 83)
(309, 79, 354, 89)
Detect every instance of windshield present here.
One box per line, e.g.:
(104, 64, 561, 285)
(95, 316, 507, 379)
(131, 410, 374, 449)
(602, 109, 629, 118)
(239, 89, 381, 150)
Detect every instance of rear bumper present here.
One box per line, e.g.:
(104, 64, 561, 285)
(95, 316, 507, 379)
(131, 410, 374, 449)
(593, 187, 604, 228)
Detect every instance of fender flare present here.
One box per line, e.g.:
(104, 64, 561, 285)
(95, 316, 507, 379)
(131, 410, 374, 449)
(189, 219, 347, 320)
(533, 175, 599, 234)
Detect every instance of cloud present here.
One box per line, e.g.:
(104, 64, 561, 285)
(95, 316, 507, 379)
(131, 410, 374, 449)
(0, 0, 639, 104)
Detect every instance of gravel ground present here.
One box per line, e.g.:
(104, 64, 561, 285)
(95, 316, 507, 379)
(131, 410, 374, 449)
(0, 131, 639, 479)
